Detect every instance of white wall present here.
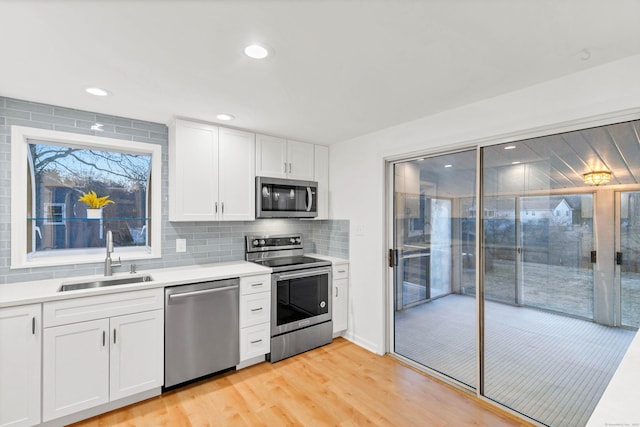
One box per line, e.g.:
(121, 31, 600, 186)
(330, 53, 640, 355)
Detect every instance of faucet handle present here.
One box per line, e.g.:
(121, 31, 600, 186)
(112, 257, 122, 267)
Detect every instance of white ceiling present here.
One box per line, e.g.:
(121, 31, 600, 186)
(2, 0, 640, 145)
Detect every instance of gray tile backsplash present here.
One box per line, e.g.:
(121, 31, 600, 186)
(0, 96, 348, 285)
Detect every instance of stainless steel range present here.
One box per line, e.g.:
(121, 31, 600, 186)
(246, 234, 333, 362)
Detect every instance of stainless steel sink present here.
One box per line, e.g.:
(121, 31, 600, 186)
(58, 275, 154, 292)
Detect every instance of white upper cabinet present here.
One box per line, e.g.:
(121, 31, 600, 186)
(256, 134, 314, 181)
(255, 134, 287, 179)
(0, 304, 41, 427)
(218, 127, 256, 221)
(314, 145, 329, 220)
(286, 140, 314, 181)
(169, 119, 255, 221)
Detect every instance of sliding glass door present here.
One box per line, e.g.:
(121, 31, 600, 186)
(392, 150, 477, 388)
(618, 191, 640, 328)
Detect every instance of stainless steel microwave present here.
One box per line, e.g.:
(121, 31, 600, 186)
(256, 177, 318, 218)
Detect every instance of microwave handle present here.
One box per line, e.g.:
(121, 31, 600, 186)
(306, 187, 313, 212)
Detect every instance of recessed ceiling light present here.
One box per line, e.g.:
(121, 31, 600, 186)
(216, 113, 235, 121)
(444, 164, 453, 168)
(504, 145, 516, 150)
(244, 43, 270, 59)
(512, 161, 521, 165)
(85, 87, 111, 97)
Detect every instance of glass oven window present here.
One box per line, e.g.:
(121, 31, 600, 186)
(276, 275, 329, 326)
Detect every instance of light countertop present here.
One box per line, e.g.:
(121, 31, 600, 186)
(307, 254, 349, 265)
(0, 261, 271, 308)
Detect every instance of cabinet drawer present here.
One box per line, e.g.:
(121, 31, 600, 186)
(240, 323, 270, 361)
(44, 288, 164, 327)
(240, 292, 271, 328)
(240, 274, 271, 295)
(333, 264, 349, 280)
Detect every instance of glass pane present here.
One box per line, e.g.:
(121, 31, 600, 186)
(619, 191, 640, 328)
(393, 150, 477, 388)
(28, 140, 151, 253)
(481, 128, 634, 427)
(521, 195, 593, 318)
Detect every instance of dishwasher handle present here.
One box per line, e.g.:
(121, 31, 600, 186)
(168, 284, 239, 301)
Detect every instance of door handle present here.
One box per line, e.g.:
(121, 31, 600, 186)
(168, 284, 239, 300)
(616, 252, 623, 265)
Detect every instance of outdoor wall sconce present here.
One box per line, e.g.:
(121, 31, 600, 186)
(583, 171, 612, 186)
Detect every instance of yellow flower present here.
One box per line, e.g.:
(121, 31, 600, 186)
(78, 191, 115, 208)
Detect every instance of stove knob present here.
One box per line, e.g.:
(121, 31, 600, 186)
(289, 238, 296, 244)
(259, 239, 266, 246)
(252, 239, 260, 246)
(295, 237, 301, 244)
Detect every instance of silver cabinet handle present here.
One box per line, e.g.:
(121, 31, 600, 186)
(221, 202, 224, 214)
(113, 328, 117, 344)
(32, 317, 36, 335)
(168, 284, 239, 300)
(215, 202, 218, 213)
(335, 286, 338, 298)
(251, 307, 263, 312)
(337, 269, 346, 273)
(251, 283, 263, 287)
(250, 339, 263, 344)
(102, 330, 106, 347)
(284, 162, 287, 173)
(288, 163, 292, 173)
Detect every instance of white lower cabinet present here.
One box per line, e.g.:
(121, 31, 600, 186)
(239, 274, 271, 364)
(42, 289, 163, 422)
(0, 304, 41, 427)
(332, 263, 349, 335)
(43, 319, 110, 421)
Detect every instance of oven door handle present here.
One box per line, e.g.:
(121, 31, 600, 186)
(274, 267, 332, 281)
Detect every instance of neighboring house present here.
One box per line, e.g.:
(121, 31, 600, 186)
(468, 196, 575, 226)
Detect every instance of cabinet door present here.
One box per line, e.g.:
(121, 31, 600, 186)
(110, 310, 163, 401)
(218, 128, 256, 221)
(0, 305, 41, 427)
(43, 319, 109, 422)
(333, 278, 349, 334)
(169, 120, 219, 221)
(287, 140, 315, 181)
(314, 144, 329, 220)
(256, 134, 287, 178)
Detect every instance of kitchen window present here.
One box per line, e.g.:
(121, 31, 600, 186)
(11, 126, 162, 268)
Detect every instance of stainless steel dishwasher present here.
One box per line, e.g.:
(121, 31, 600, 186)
(164, 278, 239, 389)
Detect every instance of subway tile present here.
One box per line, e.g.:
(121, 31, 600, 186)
(132, 120, 167, 134)
(96, 114, 133, 127)
(115, 126, 150, 138)
(0, 107, 30, 120)
(53, 125, 94, 135)
(5, 118, 53, 130)
(32, 112, 76, 127)
(54, 107, 96, 122)
(6, 99, 54, 115)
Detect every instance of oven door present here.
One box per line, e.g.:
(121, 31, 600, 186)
(271, 266, 332, 336)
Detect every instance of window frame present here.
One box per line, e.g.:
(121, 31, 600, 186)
(11, 126, 162, 269)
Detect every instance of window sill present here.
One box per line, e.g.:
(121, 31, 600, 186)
(11, 247, 161, 270)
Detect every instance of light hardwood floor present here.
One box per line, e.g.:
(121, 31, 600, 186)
(71, 338, 531, 427)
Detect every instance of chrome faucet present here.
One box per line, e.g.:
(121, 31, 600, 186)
(104, 230, 121, 276)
